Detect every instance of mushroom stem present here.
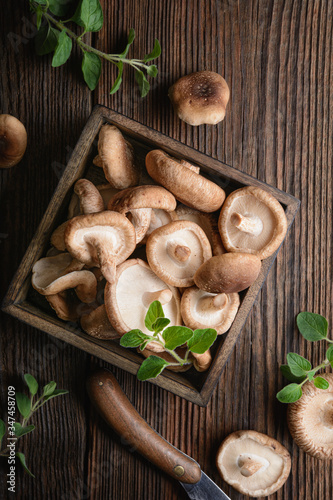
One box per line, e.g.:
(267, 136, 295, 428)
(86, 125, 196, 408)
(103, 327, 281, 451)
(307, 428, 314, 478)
(191, 350, 212, 372)
(231, 212, 264, 237)
(238, 455, 264, 477)
(143, 289, 173, 307)
(167, 241, 191, 263)
(198, 293, 228, 311)
(128, 208, 152, 243)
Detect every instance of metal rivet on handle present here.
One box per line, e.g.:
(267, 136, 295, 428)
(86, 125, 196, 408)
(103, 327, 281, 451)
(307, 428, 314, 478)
(173, 465, 185, 477)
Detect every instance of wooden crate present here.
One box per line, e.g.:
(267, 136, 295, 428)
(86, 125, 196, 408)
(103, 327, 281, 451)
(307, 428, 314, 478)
(2, 105, 300, 406)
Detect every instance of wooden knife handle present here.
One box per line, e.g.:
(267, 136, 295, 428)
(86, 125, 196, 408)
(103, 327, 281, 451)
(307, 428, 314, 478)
(87, 369, 202, 484)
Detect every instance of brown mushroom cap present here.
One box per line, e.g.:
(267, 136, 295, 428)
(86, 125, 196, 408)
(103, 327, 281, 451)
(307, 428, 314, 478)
(94, 124, 139, 189)
(168, 71, 230, 126)
(219, 186, 288, 260)
(64, 211, 136, 284)
(181, 286, 240, 335)
(50, 221, 69, 251)
(0, 114, 27, 168)
(145, 150, 225, 213)
(146, 220, 212, 288)
(216, 430, 291, 497)
(287, 373, 333, 459)
(194, 253, 261, 293)
(74, 179, 105, 214)
(81, 304, 120, 340)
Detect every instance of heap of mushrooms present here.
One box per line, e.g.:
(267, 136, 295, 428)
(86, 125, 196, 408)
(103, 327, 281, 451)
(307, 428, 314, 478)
(31, 123, 288, 374)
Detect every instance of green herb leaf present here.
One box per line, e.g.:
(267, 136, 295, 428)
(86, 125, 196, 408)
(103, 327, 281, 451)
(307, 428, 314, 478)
(13, 423, 35, 438)
(52, 31, 72, 67)
(187, 329, 217, 354)
(296, 312, 328, 341)
(43, 389, 69, 402)
(137, 356, 169, 381)
(139, 340, 151, 351)
(144, 39, 161, 62)
(313, 376, 330, 390)
(0, 419, 5, 442)
(151, 317, 170, 334)
(110, 61, 123, 94)
(162, 326, 193, 351)
(24, 374, 38, 396)
(145, 301, 164, 331)
(43, 381, 57, 397)
(326, 345, 333, 368)
(276, 383, 303, 403)
(16, 392, 31, 419)
(146, 64, 158, 78)
(120, 329, 152, 348)
(81, 51, 101, 90)
(287, 352, 312, 377)
(72, 0, 103, 32)
(135, 70, 150, 97)
(280, 364, 307, 383)
(35, 25, 60, 56)
(307, 369, 317, 381)
(119, 28, 135, 58)
(36, 5, 43, 30)
(16, 452, 35, 478)
(48, 0, 72, 17)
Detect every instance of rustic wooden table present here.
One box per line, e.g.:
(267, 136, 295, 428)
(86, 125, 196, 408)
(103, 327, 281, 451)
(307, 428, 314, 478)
(1, 1, 332, 499)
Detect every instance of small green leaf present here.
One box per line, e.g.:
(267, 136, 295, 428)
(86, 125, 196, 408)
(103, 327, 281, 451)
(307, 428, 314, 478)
(296, 312, 328, 341)
(72, 0, 103, 32)
(137, 356, 169, 381)
(48, 0, 72, 17)
(144, 39, 161, 62)
(13, 423, 35, 438)
(0, 419, 6, 442)
(151, 317, 170, 334)
(162, 326, 193, 351)
(43, 389, 69, 402)
(35, 25, 60, 56)
(276, 383, 303, 403)
(43, 381, 57, 397)
(119, 28, 135, 58)
(307, 369, 317, 381)
(120, 329, 152, 348)
(280, 364, 307, 383)
(16, 392, 31, 419)
(24, 374, 38, 396)
(82, 51, 101, 90)
(146, 64, 158, 78)
(287, 352, 312, 377)
(16, 452, 35, 478)
(110, 61, 123, 94)
(139, 340, 151, 351)
(145, 301, 164, 331)
(52, 31, 72, 67)
(326, 345, 333, 368)
(36, 5, 43, 30)
(135, 70, 150, 97)
(187, 329, 217, 354)
(313, 376, 330, 390)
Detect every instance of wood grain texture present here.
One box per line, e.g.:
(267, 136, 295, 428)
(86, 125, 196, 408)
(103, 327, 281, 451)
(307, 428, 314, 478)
(0, 1, 332, 500)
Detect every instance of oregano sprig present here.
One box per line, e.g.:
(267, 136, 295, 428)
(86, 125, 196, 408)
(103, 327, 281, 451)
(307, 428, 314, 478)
(29, 0, 161, 96)
(120, 301, 217, 381)
(0, 374, 68, 477)
(276, 312, 333, 403)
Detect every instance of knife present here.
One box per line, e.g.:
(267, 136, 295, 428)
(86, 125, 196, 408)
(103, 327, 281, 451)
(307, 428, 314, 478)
(87, 369, 230, 500)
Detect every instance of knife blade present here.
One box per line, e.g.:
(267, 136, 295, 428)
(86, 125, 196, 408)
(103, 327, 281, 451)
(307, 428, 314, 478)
(87, 369, 230, 500)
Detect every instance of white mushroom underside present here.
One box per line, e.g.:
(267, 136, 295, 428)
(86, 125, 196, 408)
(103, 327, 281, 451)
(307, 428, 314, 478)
(154, 230, 205, 278)
(146, 209, 174, 236)
(32, 253, 73, 288)
(70, 226, 126, 264)
(301, 394, 333, 444)
(116, 264, 179, 336)
(191, 289, 232, 326)
(226, 195, 275, 251)
(177, 210, 214, 247)
(217, 436, 285, 494)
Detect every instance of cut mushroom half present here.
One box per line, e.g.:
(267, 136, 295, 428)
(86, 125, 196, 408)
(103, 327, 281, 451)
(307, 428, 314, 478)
(287, 373, 333, 459)
(145, 150, 225, 213)
(64, 211, 136, 284)
(219, 186, 288, 260)
(216, 430, 291, 497)
(181, 286, 240, 335)
(104, 259, 181, 352)
(146, 220, 212, 288)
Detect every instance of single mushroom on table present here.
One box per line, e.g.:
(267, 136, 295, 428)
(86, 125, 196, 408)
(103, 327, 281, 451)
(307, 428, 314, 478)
(93, 124, 139, 189)
(104, 259, 181, 352)
(108, 185, 177, 244)
(146, 220, 212, 288)
(219, 186, 288, 260)
(145, 149, 225, 213)
(168, 71, 230, 126)
(0, 114, 27, 168)
(181, 286, 240, 335)
(64, 211, 136, 284)
(216, 430, 291, 497)
(287, 373, 333, 459)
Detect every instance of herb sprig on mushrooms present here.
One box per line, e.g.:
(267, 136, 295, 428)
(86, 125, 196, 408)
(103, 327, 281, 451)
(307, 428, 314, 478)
(120, 301, 217, 380)
(277, 312, 333, 403)
(29, 0, 161, 96)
